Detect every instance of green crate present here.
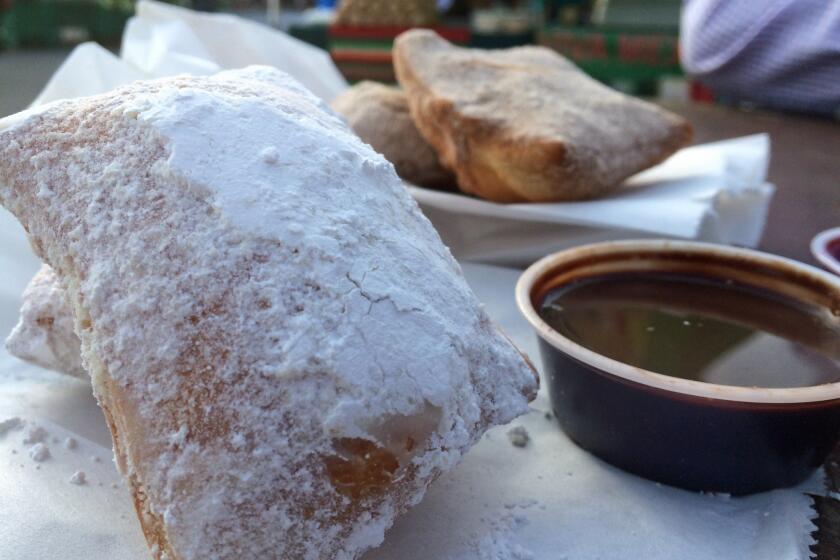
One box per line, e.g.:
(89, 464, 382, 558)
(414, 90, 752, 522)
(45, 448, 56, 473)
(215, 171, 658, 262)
(289, 21, 329, 51)
(2, 0, 60, 47)
(93, 2, 133, 44)
(470, 30, 535, 49)
(1, 0, 133, 48)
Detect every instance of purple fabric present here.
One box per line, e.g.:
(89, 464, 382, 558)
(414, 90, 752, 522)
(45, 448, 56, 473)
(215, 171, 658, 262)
(681, 0, 840, 115)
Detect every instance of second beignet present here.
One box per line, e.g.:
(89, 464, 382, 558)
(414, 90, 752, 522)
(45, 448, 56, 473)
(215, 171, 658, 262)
(331, 81, 455, 190)
(393, 30, 692, 202)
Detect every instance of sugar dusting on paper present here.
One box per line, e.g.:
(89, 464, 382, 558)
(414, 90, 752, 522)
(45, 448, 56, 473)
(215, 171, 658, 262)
(506, 426, 530, 448)
(459, 502, 538, 560)
(29, 442, 51, 462)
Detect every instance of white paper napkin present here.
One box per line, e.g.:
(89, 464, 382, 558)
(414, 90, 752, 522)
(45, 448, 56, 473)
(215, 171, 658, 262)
(121, 0, 347, 101)
(0, 204, 822, 559)
(411, 135, 774, 266)
(33, 0, 347, 108)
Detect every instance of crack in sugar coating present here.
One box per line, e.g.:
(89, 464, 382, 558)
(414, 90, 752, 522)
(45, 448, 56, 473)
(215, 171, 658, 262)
(0, 67, 538, 560)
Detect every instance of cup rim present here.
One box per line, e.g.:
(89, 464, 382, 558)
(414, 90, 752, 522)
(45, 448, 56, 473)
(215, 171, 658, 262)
(515, 239, 840, 404)
(811, 227, 840, 276)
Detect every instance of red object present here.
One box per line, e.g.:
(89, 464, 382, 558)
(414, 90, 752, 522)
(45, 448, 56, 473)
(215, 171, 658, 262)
(331, 50, 393, 64)
(690, 81, 715, 103)
(617, 35, 679, 66)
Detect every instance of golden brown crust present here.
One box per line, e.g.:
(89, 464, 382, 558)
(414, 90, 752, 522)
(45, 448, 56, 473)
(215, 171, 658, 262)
(393, 30, 693, 203)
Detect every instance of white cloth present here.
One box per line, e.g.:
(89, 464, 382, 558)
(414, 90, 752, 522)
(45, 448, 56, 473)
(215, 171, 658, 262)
(681, 0, 840, 115)
(33, 0, 347, 107)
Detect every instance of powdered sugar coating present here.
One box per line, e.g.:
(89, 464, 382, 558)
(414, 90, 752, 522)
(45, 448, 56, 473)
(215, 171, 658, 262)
(6, 264, 85, 377)
(0, 67, 537, 559)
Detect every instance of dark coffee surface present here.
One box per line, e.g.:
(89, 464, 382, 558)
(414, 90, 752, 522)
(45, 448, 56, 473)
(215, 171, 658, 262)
(540, 272, 840, 388)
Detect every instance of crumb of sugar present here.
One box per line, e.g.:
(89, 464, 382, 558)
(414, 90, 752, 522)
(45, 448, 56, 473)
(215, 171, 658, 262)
(259, 145, 280, 164)
(0, 417, 22, 435)
(507, 426, 530, 448)
(64, 437, 77, 450)
(69, 470, 86, 485)
(23, 425, 47, 444)
(29, 443, 50, 462)
(466, 510, 534, 560)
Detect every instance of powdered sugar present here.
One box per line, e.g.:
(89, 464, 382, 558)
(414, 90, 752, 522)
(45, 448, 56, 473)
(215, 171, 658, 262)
(0, 67, 537, 560)
(70, 470, 87, 485)
(259, 146, 280, 165)
(5, 264, 85, 377)
(29, 442, 50, 462)
(506, 426, 530, 448)
(459, 507, 535, 560)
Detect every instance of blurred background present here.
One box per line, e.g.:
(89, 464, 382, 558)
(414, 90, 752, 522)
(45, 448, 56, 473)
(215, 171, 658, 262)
(0, 0, 701, 116)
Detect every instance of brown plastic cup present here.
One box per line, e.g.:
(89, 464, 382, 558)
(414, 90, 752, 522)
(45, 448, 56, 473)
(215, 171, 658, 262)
(516, 240, 840, 495)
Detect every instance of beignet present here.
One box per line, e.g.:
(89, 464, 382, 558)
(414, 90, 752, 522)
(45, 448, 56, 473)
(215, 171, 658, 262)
(331, 81, 455, 190)
(393, 30, 692, 202)
(0, 67, 537, 560)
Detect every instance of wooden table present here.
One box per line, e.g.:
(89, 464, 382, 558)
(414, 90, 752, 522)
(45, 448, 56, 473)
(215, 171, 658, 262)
(664, 102, 840, 558)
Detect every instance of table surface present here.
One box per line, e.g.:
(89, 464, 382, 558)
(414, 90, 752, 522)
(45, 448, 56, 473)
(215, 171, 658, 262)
(663, 101, 840, 559)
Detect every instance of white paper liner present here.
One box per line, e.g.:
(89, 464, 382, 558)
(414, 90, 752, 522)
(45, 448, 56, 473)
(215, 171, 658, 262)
(410, 135, 774, 266)
(0, 206, 825, 559)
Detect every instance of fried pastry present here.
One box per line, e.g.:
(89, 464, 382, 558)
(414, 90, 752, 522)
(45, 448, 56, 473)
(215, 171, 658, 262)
(393, 30, 692, 202)
(7, 82, 457, 379)
(0, 67, 538, 560)
(6, 264, 84, 377)
(331, 81, 455, 190)
(7, 81, 458, 379)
